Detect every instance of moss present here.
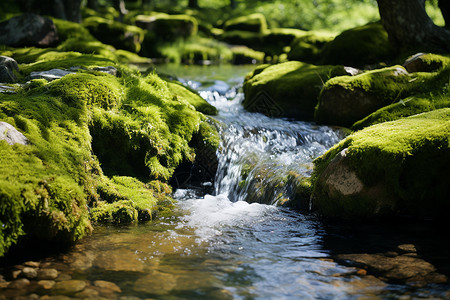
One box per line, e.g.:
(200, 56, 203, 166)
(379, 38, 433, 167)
(320, 22, 393, 67)
(312, 108, 450, 220)
(315, 64, 450, 127)
(223, 13, 268, 33)
(57, 38, 118, 61)
(166, 81, 218, 115)
(261, 28, 308, 56)
(231, 46, 265, 65)
(243, 61, 348, 120)
(51, 18, 95, 42)
(218, 30, 264, 50)
(0, 75, 95, 255)
(288, 31, 335, 63)
(83, 16, 145, 53)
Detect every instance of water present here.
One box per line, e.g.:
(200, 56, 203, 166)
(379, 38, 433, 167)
(3, 64, 450, 299)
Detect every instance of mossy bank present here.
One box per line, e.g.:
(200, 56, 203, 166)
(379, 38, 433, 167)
(0, 32, 219, 257)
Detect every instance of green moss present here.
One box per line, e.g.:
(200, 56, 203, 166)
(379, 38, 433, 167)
(0, 76, 95, 255)
(218, 30, 264, 50)
(288, 31, 335, 63)
(261, 28, 309, 56)
(320, 22, 393, 67)
(57, 38, 117, 61)
(223, 13, 268, 33)
(52, 18, 95, 42)
(231, 46, 265, 65)
(312, 108, 450, 219)
(316, 64, 450, 127)
(166, 81, 218, 115)
(83, 16, 145, 53)
(243, 61, 348, 120)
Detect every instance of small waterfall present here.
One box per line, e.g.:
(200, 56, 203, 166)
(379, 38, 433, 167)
(194, 80, 344, 206)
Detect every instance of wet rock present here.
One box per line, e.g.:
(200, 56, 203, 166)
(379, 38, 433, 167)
(21, 267, 38, 279)
(0, 56, 19, 83)
(335, 253, 447, 284)
(37, 268, 59, 280)
(396, 244, 417, 254)
(55, 274, 72, 281)
(39, 296, 73, 300)
(93, 250, 145, 272)
(37, 280, 55, 290)
(0, 122, 30, 146)
(29, 69, 75, 81)
(93, 66, 118, 76)
(74, 287, 100, 298)
(24, 261, 40, 268)
(0, 14, 58, 47)
(12, 269, 23, 279)
(52, 280, 87, 295)
(0, 84, 18, 93)
(119, 296, 142, 300)
(8, 278, 30, 289)
(403, 53, 442, 73)
(14, 294, 39, 300)
(133, 271, 177, 295)
(94, 280, 121, 293)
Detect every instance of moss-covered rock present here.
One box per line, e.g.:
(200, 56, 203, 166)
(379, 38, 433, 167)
(261, 28, 308, 56)
(166, 81, 218, 115)
(135, 13, 198, 41)
(83, 16, 145, 53)
(403, 53, 450, 73)
(315, 64, 450, 127)
(217, 30, 264, 49)
(312, 108, 450, 221)
(320, 22, 393, 67)
(288, 31, 335, 64)
(230, 46, 265, 65)
(243, 61, 348, 120)
(52, 18, 95, 42)
(223, 13, 268, 33)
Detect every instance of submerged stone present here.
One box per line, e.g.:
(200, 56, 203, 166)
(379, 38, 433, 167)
(52, 280, 87, 294)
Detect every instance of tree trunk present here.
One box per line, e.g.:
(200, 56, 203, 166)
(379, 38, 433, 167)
(439, 0, 450, 29)
(377, 0, 450, 52)
(188, 0, 199, 8)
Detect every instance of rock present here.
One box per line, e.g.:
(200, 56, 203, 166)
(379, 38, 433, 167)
(21, 267, 37, 279)
(0, 121, 30, 146)
(0, 56, 19, 83)
(223, 13, 268, 33)
(0, 84, 18, 93)
(37, 280, 55, 290)
(397, 244, 417, 254)
(320, 21, 392, 67)
(8, 278, 30, 289)
(55, 274, 72, 281)
(93, 66, 118, 76)
(52, 280, 87, 295)
(243, 61, 348, 120)
(94, 280, 121, 293)
(93, 250, 145, 272)
(403, 53, 444, 73)
(135, 13, 198, 40)
(37, 268, 59, 280)
(312, 108, 450, 220)
(74, 287, 100, 298)
(287, 31, 335, 64)
(23, 261, 40, 268)
(0, 14, 58, 47)
(315, 66, 413, 127)
(133, 271, 177, 295)
(29, 69, 75, 81)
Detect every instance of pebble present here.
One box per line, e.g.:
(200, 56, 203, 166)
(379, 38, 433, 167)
(12, 269, 22, 279)
(24, 261, 40, 268)
(37, 268, 59, 280)
(8, 278, 30, 289)
(94, 280, 122, 293)
(22, 267, 38, 279)
(52, 280, 87, 294)
(74, 287, 100, 298)
(56, 273, 72, 281)
(397, 244, 417, 253)
(37, 280, 55, 289)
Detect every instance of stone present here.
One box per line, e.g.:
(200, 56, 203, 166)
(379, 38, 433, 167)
(133, 271, 177, 295)
(0, 122, 30, 146)
(0, 14, 58, 47)
(403, 53, 442, 73)
(94, 280, 121, 293)
(52, 280, 87, 294)
(37, 280, 55, 290)
(23, 261, 40, 268)
(8, 278, 30, 289)
(0, 56, 19, 83)
(74, 287, 100, 298)
(55, 273, 72, 281)
(29, 69, 75, 81)
(0, 84, 18, 93)
(396, 244, 417, 254)
(37, 268, 59, 280)
(93, 66, 118, 76)
(21, 267, 38, 279)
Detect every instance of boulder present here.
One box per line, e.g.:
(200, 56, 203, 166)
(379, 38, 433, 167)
(315, 66, 412, 127)
(223, 13, 268, 33)
(320, 22, 393, 67)
(0, 56, 19, 83)
(312, 108, 450, 221)
(288, 31, 335, 64)
(403, 52, 449, 73)
(243, 61, 348, 120)
(0, 122, 30, 146)
(0, 14, 58, 47)
(83, 16, 144, 53)
(135, 13, 198, 41)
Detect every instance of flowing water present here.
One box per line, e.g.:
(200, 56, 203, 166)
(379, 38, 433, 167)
(2, 65, 450, 299)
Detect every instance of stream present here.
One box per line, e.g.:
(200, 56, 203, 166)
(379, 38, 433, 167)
(2, 65, 450, 299)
